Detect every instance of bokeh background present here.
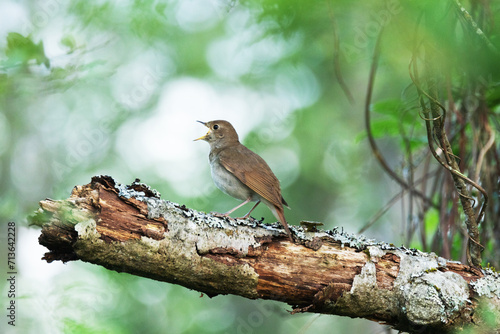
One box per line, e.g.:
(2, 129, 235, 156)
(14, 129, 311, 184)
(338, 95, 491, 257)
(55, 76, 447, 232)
(1, 0, 499, 333)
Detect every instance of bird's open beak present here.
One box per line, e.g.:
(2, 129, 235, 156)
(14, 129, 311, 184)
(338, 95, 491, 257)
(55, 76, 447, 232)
(194, 121, 210, 141)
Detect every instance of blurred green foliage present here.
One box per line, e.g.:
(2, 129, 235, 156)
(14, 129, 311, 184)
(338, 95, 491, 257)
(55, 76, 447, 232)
(4, 33, 50, 68)
(0, 0, 499, 333)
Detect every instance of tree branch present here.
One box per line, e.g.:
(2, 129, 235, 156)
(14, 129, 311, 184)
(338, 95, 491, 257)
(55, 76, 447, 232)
(32, 176, 500, 333)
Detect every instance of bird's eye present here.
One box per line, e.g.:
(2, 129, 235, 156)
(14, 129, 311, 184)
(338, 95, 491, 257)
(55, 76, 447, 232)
(213, 124, 219, 130)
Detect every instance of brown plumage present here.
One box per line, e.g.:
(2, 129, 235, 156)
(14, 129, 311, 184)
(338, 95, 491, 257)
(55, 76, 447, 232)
(195, 120, 292, 241)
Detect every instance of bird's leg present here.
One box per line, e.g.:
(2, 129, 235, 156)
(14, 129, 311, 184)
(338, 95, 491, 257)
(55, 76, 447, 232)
(241, 200, 261, 219)
(212, 197, 252, 218)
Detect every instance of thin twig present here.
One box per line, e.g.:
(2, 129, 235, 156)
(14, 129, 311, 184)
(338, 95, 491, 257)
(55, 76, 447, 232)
(365, 29, 436, 209)
(410, 55, 488, 227)
(410, 36, 486, 265)
(453, 0, 499, 54)
(474, 122, 495, 183)
(359, 165, 440, 234)
(326, 1, 355, 105)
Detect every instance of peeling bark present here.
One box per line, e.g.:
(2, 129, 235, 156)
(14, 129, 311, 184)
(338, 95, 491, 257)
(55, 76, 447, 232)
(32, 176, 500, 333)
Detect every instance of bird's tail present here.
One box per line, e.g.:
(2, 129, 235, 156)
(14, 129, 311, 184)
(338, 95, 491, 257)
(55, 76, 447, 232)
(273, 205, 293, 242)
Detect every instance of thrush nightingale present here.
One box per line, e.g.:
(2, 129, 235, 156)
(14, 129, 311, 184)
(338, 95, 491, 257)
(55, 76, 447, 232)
(195, 120, 292, 241)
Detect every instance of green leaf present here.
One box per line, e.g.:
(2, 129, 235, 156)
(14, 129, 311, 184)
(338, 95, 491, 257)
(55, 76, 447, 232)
(4, 33, 50, 68)
(424, 208, 439, 236)
(486, 85, 500, 109)
(370, 118, 400, 138)
(372, 98, 421, 126)
(451, 232, 464, 260)
(371, 99, 401, 117)
(401, 135, 428, 151)
(61, 35, 77, 53)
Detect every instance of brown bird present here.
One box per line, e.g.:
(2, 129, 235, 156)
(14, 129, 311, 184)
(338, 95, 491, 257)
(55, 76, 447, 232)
(195, 120, 292, 241)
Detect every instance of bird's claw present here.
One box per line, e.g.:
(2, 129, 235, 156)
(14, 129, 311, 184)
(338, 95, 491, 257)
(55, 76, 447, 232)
(210, 212, 231, 218)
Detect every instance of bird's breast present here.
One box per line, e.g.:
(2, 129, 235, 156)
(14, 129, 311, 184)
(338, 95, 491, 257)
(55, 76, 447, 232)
(209, 159, 256, 201)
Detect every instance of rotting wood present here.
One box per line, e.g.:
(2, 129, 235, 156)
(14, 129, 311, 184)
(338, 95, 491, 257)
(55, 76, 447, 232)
(32, 175, 500, 334)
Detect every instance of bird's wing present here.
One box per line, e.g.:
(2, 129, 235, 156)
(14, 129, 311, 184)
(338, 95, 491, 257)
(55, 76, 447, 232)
(218, 145, 283, 208)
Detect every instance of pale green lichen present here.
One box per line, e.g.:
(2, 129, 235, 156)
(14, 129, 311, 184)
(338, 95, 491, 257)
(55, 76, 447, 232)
(350, 261, 377, 293)
(116, 183, 147, 200)
(140, 236, 161, 252)
(471, 271, 500, 299)
(401, 282, 443, 325)
(395, 250, 471, 325)
(74, 219, 101, 239)
(406, 271, 469, 323)
(395, 249, 441, 281)
(331, 244, 472, 329)
(142, 194, 290, 256)
(367, 245, 385, 258)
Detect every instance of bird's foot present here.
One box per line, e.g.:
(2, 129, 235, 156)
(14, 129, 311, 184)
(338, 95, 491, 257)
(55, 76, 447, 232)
(235, 216, 256, 221)
(210, 212, 232, 218)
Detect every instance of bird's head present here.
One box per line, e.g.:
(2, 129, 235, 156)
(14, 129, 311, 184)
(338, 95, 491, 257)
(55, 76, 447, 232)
(194, 120, 239, 148)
